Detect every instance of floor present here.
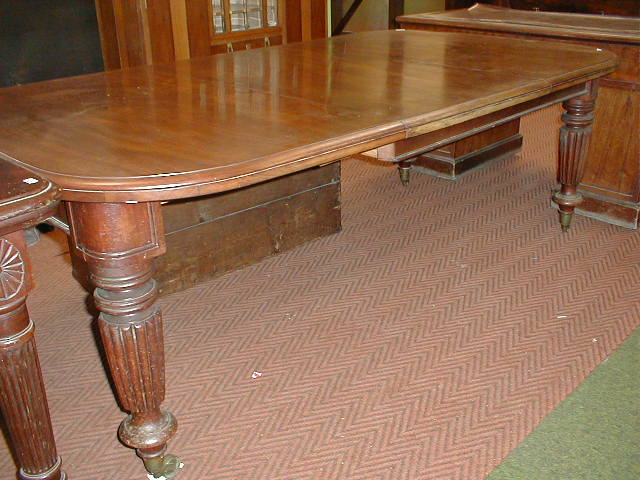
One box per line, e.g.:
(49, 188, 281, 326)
(1, 105, 638, 480)
(487, 327, 639, 480)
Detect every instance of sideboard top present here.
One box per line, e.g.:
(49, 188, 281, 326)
(398, 4, 640, 44)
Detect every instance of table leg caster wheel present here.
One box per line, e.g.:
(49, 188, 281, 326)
(559, 210, 573, 232)
(552, 190, 580, 232)
(143, 453, 183, 479)
(398, 162, 411, 186)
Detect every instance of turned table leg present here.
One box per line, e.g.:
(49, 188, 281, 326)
(66, 202, 181, 479)
(553, 80, 598, 232)
(0, 231, 65, 480)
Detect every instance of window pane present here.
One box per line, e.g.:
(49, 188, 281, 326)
(230, 0, 246, 10)
(213, 0, 274, 34)
(231, 12, 247, 31)
(248, 10, 262, 29)
(267, 0, 278, 26)
(213, 15, 225, 33)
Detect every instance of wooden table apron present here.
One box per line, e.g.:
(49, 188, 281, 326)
(0, 30, 616, 478)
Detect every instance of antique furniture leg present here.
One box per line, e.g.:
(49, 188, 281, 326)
(0, 231, 65, 480)
(553, 81, 598, 232)
(397, 160, 412, 186)
(66, 201, 181, 479)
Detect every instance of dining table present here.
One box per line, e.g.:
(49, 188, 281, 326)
(0, 30, 616, 479)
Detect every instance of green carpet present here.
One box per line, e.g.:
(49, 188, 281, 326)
(487, 328, 640, 480)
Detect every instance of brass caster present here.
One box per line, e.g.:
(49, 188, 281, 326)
(552, 189, 581, 233)
(144, 453, 183, 479)
(398, 166, 410, 186)
(559, 211, 572, 232)
(18, 456, 66, 480)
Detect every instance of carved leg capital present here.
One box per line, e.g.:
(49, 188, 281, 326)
(552, 81, 598, 232)
(66, 201, 181, 478)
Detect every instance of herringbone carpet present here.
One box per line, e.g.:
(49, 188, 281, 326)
(1, 105, 639, 480)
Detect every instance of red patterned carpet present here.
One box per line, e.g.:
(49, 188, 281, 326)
(1, 106, 639, 480)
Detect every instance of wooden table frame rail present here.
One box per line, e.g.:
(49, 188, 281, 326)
(379, 82, 591, 187)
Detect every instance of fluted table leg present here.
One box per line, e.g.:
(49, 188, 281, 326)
(66, 201, 181, 479)
(0, 231, 65, 480)
(553, 80, 598, 232)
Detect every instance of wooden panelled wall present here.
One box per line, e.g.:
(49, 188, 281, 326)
(95, 0, 328, 70)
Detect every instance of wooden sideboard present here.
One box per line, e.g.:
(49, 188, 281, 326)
(399, 4, 640, 228)
(444, 1, 640, 16)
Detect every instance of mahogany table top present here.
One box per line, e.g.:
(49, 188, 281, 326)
(0, 30, 616, 202)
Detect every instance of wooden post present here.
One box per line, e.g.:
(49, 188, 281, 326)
(66, 201, 181, 478)
(553, 80, 598, 231)
(0, 231, 65, 480)
(388, 0, 405, 29)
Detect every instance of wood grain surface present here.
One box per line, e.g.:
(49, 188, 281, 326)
(399, 5, 639, 227)
(403, 4, 640, 43)
(444, 0, 640, 17)
(0, 161, 59, 236)
(0, 159, 63, 480)
(0, 30, 616, 201)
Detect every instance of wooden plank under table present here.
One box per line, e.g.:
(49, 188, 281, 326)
(0, 30, 616, 478)
(398, 4, 640, 228)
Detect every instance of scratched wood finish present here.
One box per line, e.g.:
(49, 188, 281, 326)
(0, 31, 616, 202)
(401, 4, 640, 43)
(0, 160, 63, 480)
(444, 0, 640, 16)
(156, 164, 341, 294)
(505, 0, 640, 16)
(0, 163, 58, 237)
(398, 6, 640, 226)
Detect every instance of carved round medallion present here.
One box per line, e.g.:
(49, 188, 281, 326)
(0, 239, 25, 300)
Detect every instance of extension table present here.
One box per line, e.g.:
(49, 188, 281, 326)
(0, 30, 616, 479)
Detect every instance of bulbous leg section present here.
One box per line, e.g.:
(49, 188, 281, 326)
(119, 410, 178, 451)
